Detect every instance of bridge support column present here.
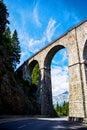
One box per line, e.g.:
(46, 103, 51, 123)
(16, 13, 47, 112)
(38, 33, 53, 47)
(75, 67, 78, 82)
(69, 62, 85, 122)
(22, 64, 32, 84)
(81, 61, 87, 123)
(40, 67, 53, 116)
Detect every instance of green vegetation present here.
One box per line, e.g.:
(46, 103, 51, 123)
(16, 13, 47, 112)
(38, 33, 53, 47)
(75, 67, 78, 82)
(31, 64, 39, 87)
(11, 30, 21, 69)
(0, 0, 21, 71)
(0, 0, 9, 35)
(54, 101, 69, 116)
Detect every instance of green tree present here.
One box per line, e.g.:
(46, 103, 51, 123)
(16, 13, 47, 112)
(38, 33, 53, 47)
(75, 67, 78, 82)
(0, 0, 11, 68)
(0, 0, 9, 36)
(11, 30, 21, 69)
(54, 101, 69, 116)
(56, 101, 59, 109)
(4, 27, 12, 49)
(62, 101, 69, 116)
(3, 27, 12, 67)
(0, 0, 21, 70)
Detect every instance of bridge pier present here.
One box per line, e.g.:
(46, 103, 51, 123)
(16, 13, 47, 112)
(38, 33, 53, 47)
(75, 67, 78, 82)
(82, 61, 87, 123)
(40, 67, 53, 116)
(68, 61, 87, 122)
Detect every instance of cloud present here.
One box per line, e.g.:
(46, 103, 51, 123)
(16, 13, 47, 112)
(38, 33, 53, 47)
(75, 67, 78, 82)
(62, 49, 68, 62)
(28, 18, 61, 53)
(33, 3, 42, 27)
(59, 48, 68, 63)
(28, 37, 46, 53)
(28, 37, 46, 47)
(45, 18, 61, 42)
(51, 66, 69, 97)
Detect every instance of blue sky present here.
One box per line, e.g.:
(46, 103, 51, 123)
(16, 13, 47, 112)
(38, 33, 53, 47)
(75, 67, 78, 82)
(4, 0, 87, 103)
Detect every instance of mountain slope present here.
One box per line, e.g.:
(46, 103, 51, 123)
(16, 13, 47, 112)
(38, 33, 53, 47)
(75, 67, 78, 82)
(53, 91, 69, 106)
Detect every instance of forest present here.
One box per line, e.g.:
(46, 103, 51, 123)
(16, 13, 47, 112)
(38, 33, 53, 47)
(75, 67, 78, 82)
(54, 101, 69, 116)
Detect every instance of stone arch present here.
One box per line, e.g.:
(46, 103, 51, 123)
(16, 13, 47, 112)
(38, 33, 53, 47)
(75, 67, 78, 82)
(28, 60, 39, 74)
(83, 40, 87, 61)
(83, 40, 87, 82)
(26, 59, 41, 113)
(40, 44, 69, 116)
(27, 60, 40, 83)
(45, 45, 69, 105)
(44, 45, 67, 68)
(82, 40, 87, 118)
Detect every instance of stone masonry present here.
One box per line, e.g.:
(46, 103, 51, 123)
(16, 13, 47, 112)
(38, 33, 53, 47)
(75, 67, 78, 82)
(18, 20, 87, 121)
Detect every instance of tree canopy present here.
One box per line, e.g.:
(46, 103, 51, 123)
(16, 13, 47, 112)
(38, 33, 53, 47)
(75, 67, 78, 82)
(0, 0, 9, 35)
(11, 30, 21, 69)
(31, 63, 39, 87)
(54, 101, 69, 116)
(0, 0, 21, 70)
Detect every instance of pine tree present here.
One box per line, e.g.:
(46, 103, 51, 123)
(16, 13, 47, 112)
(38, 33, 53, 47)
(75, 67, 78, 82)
(4, 27, 13, 67)
(4, 27, 11, 50)
(56, 101, 59, 109)
(0, 0, 21, 70)
(11, 30, 21, 69)
(0, 0, 9, 35)
(4, 27, 11, 48)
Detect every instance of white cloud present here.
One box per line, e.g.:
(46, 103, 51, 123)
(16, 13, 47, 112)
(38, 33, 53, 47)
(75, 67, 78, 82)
(33, 3, 42, 27)
(52, 59, 60, 66)
(28, 37, 46, 47)
(27, 18, 61, 53)
(28, 37, 46, 53)
(45, 18, 61, 42)
(62, 49, 68, 62)
(51, 66, 69, 97)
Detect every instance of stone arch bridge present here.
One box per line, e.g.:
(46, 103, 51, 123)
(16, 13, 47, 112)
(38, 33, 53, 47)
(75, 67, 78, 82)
(18, 20, 87, 121)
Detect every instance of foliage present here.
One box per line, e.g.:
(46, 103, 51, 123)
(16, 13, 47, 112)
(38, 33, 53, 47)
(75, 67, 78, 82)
(54, 101, 69, 116)
(31, 63, 39, 87)
(0, 0, 9, 36)
(2, 27, 13, 69)
(0, 0, 21, 70)
(11, 30, 21, 69)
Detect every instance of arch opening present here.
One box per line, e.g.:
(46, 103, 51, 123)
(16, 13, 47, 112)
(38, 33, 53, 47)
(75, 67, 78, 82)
(28, 60, 40, 91)
(44, 45, 65, 69)
(28, 60, 41, 114)
(51, 48, 69, 116)
(44, 45, 69, 117)
(83, 40, 87, 83)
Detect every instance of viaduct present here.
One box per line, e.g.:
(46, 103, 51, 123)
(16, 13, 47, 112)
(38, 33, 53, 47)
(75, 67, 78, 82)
(18, 20, 87, 121)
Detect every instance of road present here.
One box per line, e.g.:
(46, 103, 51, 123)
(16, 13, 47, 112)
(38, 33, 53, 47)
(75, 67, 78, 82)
(0, 117, 87, 130)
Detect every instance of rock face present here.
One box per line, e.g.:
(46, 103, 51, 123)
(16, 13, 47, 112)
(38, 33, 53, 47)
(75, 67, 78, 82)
(0, 53, 40, 115)
(0, 72, 27, 114)
(53, 91, 69, 106)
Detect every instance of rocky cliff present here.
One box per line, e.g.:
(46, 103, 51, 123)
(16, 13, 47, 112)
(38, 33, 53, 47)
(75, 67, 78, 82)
(0, 51, 40, 115)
